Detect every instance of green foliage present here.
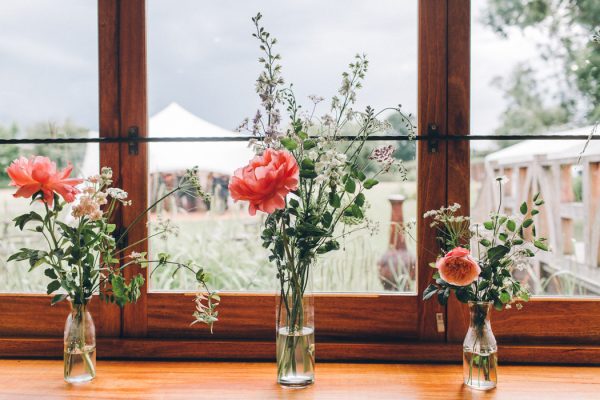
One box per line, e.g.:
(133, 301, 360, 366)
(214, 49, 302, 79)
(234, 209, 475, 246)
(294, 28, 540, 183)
(244, 13, 416, 333)
(483, 0, 600, 139)
(7, 166, 218, 331)
(422, 179, 549, 310)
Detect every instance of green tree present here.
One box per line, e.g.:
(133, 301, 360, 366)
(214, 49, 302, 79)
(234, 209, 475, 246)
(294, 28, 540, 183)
(483, 0, 600, 137)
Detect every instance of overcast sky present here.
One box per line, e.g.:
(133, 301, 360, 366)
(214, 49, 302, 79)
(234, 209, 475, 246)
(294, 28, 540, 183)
(0, 0, 538, 136)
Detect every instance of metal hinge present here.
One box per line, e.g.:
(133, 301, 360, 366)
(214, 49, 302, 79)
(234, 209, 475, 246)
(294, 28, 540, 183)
(428, 123, 440, 153)
(128, 126, 139, 155)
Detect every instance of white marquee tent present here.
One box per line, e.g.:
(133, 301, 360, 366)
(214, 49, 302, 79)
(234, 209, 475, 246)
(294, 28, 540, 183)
(82, 102, 254, 177)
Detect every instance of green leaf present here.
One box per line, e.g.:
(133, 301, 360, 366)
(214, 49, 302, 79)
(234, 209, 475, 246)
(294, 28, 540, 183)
(44, 268, 57, 279)
(499, 291, 511, 304)
(303, 139, 317, 150)
(506, 219, 516, 232)
(322, 211, 333, 228)
(487, 245, 510, 264)
(534, 240, 548, 251)
(301, 158, 315, 170)
(51, 294, 68, 305)
(520, 202, 528, 215)
(422, 284, 438, 301)
(483, 221, 494, 230)
(280, 137, 298, 151)
(479, 238, 491, 247)
(354, 193, 365, 207)
(531, 209, 539, 216)
(344, 177, 356, 193)
(363, 179, 379, 189)
(328, 192, 341, 208)
(195, 268, 206, 283)
(299, 170, 317, 179)
(522, 219, 534, 228)
(455, 287, 472, 303)
(351, 204, 364, 219)
(317, 240, 340, 254)
(46, 280, 61, 295)
(437, 288, 450, 306)
(12, 211, 43, 231)
(288, 198, 299, 208)
(478, 280, 489, 290)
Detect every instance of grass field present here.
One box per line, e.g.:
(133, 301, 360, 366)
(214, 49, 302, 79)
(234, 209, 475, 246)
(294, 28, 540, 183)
(0, 180, 418, 294)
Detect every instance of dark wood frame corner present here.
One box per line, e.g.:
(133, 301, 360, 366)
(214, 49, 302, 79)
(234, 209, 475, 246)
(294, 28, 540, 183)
(1, 0, 599, 364)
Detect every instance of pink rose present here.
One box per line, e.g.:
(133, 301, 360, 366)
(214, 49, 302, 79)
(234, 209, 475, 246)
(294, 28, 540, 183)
(229, 148, 299, 216)
(436, 247, 481, 286)
(6, 156, 83, 207)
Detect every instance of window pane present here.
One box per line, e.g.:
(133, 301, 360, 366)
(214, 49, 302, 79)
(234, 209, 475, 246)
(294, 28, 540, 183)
(0, 1, 98, 293)
(147, 1, 418, 293)
(471, 139, 600, 297)
(471, 0, 599, 297)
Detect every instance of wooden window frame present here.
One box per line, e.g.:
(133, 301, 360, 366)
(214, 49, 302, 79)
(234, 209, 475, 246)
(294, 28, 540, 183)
(1, 0, 599, 364)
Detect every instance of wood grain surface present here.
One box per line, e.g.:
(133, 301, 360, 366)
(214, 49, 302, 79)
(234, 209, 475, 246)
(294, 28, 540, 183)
(0, 360, 598, 399)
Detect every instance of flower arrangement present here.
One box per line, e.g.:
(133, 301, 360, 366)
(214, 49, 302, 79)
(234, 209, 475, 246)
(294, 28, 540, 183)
(422, 177, 549, 309)
(6, 156, 218, 381)
(229, 13, 415, 386)
(422, 177, 549, 390)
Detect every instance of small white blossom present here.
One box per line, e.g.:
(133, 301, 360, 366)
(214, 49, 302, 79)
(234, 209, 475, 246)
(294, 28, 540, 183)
(107, 188, 129, 200)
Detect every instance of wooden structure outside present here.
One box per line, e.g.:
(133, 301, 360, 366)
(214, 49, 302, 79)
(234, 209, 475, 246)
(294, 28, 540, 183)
(472, 129, 600, 295)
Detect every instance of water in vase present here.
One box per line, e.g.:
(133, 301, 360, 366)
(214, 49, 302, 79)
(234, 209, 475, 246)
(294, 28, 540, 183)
(64, 345, 96, 383)
(276, 326, 315, 387)
(463, 349, 498, 390)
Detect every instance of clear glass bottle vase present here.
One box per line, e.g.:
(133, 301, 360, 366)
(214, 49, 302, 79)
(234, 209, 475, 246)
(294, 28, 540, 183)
(463, 301, 498, 390)
(276, 268, 315, 388)
(64, 300, 96, 383)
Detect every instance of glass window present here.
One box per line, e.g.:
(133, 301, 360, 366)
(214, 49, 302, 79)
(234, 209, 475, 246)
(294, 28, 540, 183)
(0, 1, 98, 293)
(147, 0, 418, 293)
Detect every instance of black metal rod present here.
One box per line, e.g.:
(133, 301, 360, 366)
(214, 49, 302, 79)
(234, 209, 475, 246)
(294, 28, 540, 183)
(0, 134, 598, 145)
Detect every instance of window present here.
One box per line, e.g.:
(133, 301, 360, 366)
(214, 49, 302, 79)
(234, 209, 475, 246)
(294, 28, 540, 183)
(0, 0, 598, 362)
(446, 0, 600, 348)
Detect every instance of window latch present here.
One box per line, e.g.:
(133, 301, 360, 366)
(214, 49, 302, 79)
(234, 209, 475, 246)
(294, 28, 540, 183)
(436, 312, 445, 333)
(128, 126, 139, 155)
(428, 123, 440, 153)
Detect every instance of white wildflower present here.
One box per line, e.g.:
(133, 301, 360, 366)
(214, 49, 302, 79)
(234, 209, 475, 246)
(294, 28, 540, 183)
(107, 188, 129, 201)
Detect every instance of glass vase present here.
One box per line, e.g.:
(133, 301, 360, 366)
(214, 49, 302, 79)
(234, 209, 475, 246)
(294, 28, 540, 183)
(276, 266, 315, 388)
(463, 301, 497, 390)
(64, 300, 96, 383)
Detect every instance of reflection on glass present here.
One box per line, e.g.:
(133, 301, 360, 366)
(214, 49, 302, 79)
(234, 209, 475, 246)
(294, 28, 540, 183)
(471, 138, 600, 297)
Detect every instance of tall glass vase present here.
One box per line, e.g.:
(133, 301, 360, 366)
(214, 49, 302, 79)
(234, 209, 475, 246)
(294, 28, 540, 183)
(276, 264, 315, 388)
(64, 300, 96, 383)
(463, 301, 497, 390)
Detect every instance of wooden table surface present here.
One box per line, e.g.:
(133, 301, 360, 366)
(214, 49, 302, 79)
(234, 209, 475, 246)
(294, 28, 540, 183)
(0, 360, 598, 399)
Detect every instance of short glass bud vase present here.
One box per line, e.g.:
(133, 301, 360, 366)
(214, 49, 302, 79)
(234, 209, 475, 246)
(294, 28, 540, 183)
(463, 301, 497, 390)
(64, 300, 96, 383)
(276, 271, 315, 388)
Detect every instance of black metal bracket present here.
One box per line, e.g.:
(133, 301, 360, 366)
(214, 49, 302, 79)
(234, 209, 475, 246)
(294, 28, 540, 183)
(428, 123, 440, 153)
(128, 126, 139, 155)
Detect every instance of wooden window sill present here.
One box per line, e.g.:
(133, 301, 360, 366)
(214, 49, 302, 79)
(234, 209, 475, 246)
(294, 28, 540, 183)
(1, 360, 598, 399)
